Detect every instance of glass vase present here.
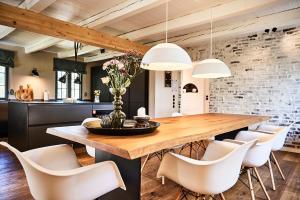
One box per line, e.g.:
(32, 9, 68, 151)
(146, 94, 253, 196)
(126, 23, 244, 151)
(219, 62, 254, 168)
(109, 87, 126, 128)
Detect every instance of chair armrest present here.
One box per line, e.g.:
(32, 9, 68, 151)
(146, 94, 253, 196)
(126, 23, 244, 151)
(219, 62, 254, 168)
(30, 161, 126, 200)
(23, 144, 81, 170)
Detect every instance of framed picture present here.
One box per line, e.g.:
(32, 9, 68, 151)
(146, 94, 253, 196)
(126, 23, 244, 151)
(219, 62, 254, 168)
(165, 71, 172, 87)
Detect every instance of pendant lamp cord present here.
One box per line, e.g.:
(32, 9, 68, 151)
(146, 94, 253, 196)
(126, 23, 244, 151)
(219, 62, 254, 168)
(210, 8, 213, 58)
(165, 0, 168, 43)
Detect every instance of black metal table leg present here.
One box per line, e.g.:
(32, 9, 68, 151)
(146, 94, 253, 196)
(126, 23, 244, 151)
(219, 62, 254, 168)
(215, 127, 248, 140)
(95, 149, 141, 200)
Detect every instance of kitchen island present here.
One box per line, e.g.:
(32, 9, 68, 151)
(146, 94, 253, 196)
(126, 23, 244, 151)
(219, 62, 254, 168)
(8, 101, 113, 151)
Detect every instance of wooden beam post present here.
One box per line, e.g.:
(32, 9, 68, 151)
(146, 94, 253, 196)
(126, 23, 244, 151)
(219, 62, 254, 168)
(0, 2, 150, 55)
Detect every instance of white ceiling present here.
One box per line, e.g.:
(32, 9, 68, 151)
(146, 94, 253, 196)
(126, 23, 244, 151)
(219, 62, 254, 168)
(0, 0, 299, 62)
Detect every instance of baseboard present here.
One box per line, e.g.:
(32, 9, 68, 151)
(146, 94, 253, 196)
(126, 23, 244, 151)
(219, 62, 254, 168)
(281, 147, 300, 153)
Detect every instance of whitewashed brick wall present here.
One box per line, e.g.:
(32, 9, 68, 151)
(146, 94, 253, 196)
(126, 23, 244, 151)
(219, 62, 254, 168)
(187, 27, 300, 150)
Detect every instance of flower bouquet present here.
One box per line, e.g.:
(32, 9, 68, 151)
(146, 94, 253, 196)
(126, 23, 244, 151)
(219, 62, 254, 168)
(101, 52, 143, 128)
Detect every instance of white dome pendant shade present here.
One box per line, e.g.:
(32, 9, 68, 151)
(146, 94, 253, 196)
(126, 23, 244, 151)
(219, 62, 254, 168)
(141, 43, 192, 71)
(192, 59, 231, 78)
(141, 1, 192, 71)
(192, 8, 231, 78)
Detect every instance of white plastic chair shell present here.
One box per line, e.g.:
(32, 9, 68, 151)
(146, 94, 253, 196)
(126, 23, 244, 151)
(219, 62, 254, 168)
(234, 131, 277, 167)
(255, 124, 289, 151)
(0, 142, 125, 200)
(157, 140, 256, 195)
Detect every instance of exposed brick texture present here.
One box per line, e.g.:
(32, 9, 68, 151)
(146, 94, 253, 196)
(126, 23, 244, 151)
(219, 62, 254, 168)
(187, 27, 300, 149)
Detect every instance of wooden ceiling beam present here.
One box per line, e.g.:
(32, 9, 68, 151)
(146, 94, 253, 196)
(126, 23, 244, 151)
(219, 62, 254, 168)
(24, 0, 166, 54)
(0, 0, 56, 39)
(0, 2, 150, 55)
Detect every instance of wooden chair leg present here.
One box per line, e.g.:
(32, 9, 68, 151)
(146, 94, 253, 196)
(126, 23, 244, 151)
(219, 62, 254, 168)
(254, 168, 271, 200)
(271, 152, 286, 180)
(175, 188, 182, 200)
(268, 159, 276, 190)
(220, 193, 225, 200)
(247, 169, 255, 200)
(141, 154, 150, 172)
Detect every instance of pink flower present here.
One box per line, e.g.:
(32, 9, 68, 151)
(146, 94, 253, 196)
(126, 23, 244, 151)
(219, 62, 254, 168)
(101, 76, 110, 84)
(102, 61, 109, 70)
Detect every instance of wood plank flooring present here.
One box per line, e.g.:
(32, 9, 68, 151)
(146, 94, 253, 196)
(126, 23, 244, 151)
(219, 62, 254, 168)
(0, 141, 299, 200)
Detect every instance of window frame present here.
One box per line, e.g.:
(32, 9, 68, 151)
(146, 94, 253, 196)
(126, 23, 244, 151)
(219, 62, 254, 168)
(0, 66, 9, 100)
(55, 71, 82, 100)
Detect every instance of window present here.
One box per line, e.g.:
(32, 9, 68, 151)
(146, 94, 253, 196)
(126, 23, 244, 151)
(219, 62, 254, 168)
(0, 66, 8, 99)
(55, 71, 82, 100)
(71, 72, 81, 100)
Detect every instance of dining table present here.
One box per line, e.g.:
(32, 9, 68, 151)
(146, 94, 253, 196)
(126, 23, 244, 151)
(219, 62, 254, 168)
(46, 113, 269, 200)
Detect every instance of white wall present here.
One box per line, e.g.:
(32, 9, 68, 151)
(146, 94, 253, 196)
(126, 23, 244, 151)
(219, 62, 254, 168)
(148, 69, 208, 118)
(154, 71, 180, 118)
(0, 44, 91, 100)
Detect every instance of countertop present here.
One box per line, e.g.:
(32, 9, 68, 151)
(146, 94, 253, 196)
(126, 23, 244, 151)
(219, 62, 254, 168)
(6, 100, 112, 105)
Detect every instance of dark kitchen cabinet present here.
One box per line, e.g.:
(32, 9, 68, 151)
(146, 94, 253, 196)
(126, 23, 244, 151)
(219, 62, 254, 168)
(8, 102, 113, 151)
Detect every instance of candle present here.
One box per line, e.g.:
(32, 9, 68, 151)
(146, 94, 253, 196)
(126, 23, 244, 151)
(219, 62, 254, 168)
(137, 107, 146, 117)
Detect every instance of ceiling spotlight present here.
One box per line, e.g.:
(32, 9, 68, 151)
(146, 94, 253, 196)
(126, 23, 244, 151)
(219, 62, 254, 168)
(265, 29, 270, 33)
(31, 68, 39, 77)
(272, 27, 277, 32)
(58, 73, 67, 83)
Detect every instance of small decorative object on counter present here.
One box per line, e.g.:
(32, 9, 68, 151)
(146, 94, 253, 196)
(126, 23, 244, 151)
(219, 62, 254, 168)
(94, 90, 101, 103)
(15, 84, 34, 101)
(43, 90, 49, 101)
(101, 52, 143, 128)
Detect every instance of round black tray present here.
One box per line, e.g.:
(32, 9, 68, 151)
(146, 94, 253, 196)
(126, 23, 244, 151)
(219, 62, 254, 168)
(84, 121, 160, 136)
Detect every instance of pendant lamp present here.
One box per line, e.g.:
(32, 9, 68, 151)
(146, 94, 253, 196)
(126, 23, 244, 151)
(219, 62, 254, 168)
(141, 1, 192, 71)
(192, 9, 231, 78)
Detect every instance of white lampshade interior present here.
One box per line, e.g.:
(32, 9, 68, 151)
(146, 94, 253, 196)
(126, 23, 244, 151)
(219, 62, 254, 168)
(141, 43, 192, 71)
(192, 59, 231, 78)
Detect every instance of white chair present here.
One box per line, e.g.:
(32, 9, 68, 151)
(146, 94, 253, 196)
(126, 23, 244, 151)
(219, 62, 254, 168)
(252, 123, 295, 180)
(157, 139, 257, 199)
(0, 142, 125, 200)
(248, 122, 295, 190)
(227, 130, 278, 200)
(82, 118, 101, 157)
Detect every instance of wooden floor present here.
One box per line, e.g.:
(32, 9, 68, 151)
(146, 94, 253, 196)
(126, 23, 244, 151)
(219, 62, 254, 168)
(0, 141, 299, 200)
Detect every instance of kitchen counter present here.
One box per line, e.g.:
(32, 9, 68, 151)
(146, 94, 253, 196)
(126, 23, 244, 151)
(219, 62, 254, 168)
(4, 100, 111, 104)
(8, 101, 113, 151)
